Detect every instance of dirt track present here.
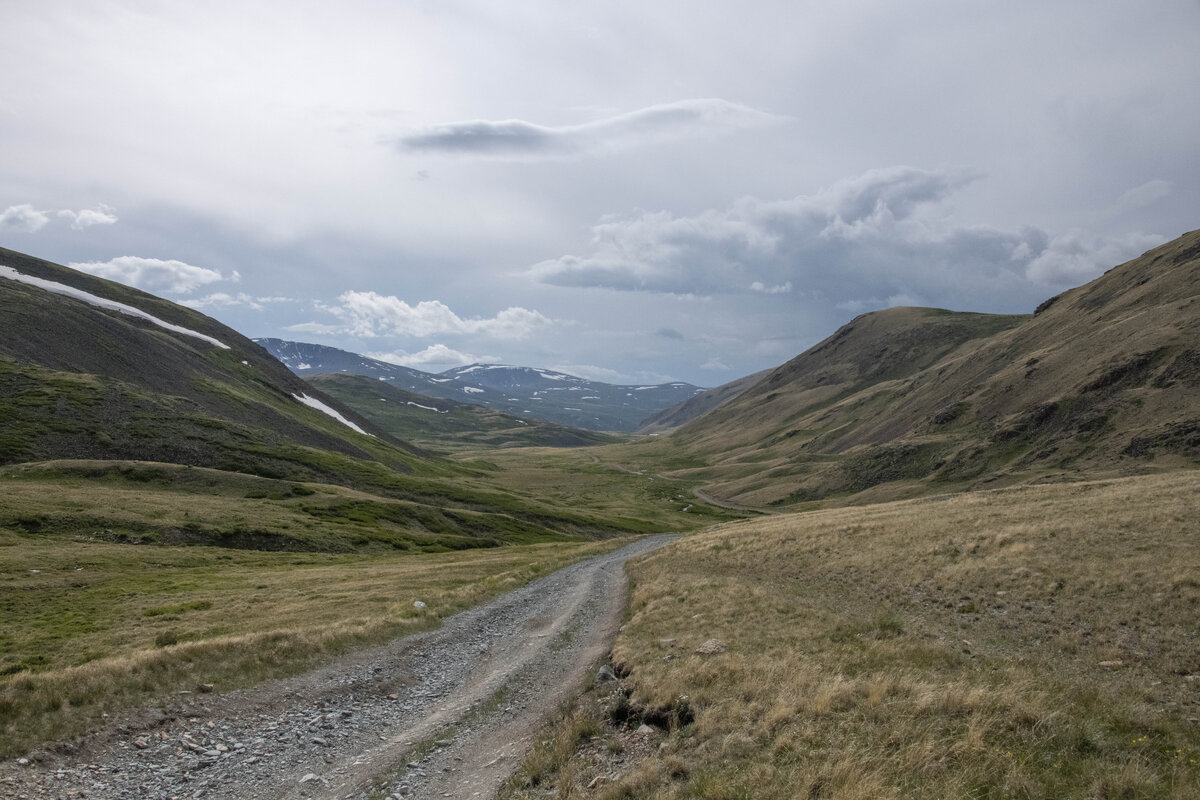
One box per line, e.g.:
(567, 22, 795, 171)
(1, 535, 677, 800)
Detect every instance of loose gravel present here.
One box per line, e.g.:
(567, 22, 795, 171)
(0, 535, 677, 800)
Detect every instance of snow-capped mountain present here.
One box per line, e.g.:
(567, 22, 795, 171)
(255, 339, 705, 432)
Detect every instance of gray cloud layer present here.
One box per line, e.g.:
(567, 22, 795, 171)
(3, 2, 1194, 385)
(394, 99, 779, 158)
(529, 166, 1165, 312)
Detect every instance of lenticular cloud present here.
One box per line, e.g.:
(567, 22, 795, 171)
(394, 99, 781, 159)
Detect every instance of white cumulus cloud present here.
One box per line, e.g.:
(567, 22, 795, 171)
(394, 99, 781, 159)
(0, 204, 51, 232)
(1, 203, 119, 232)
(68, 256, 232, 295)
(58, 205, 119, 229)
(322, 292, 552, 340)
(369, 345, 497, 369)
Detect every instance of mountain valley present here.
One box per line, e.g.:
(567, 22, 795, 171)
(2, 234, 1198, 799)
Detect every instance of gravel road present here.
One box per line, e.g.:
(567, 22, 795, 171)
(1, 535, 677, 800)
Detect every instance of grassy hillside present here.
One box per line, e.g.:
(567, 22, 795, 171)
(0, 247, 427, 481)
(0, 460, 608, 552)
(624, 231, 1200, 507)
(308, 372, 619, 451)
(0, 248, 655, 547)
(506, 471, 1200, 799)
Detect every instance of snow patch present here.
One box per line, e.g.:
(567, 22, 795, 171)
(406, 401, 444, 413)
(0, 264, 231, 349)
(462, 386, 484, 394)
(293, 394, 372, 436)
(454, 365, 499, 375)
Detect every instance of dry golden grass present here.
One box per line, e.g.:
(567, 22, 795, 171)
(522, 470, 1200, 798)
(0, 535, 626, 757)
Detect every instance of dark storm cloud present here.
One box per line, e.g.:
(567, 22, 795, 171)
(393, 99, 780, 158)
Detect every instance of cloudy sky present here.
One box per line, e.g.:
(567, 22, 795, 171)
(2, 1, 1197, 386)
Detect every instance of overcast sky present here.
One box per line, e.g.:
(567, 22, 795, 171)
(2, 1, 1197, 386)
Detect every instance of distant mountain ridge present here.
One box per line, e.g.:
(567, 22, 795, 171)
(256, 338, 704, 432)
(306, 373, 618, 451)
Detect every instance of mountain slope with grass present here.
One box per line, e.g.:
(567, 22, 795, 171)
(0, 247, 658, 551)
(0, 247, 424, 480)
(638, 230, 1200, 506)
